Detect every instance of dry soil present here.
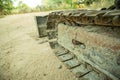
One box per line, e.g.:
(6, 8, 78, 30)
(0, 12, 77, 80)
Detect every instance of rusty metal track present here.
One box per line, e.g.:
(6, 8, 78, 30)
(47, 10, 120, 28)
(46, 9, 120, 80)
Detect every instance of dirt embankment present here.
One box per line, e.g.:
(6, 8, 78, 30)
(0, 12, 77, 80)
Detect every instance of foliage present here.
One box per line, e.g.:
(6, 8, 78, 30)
(0, 0, 14, 15)
(16, 1, 31, 13)
(42, 0, 115, 10)
(0, 0, 115, 15)
(84, 0, 95, 5)
(43, 0, 73, 9)
(87, 0, 114, 9)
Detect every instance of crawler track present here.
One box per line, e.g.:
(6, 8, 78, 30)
(46, 10, 120, 80)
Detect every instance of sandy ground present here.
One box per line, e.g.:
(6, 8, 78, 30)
(0, 12, 77, 80)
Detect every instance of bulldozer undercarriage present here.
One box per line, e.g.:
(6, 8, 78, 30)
(36, 9, 120, 80)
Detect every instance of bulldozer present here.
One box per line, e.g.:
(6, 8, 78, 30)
(35, 0, 120, 80)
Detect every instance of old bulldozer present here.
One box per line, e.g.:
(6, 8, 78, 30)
(35, 0, 120, 80)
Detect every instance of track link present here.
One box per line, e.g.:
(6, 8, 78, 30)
(46, 10, 120, 80)
(46, 29, 114, 80)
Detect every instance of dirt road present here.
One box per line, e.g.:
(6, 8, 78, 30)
(0, 12, 77, 80)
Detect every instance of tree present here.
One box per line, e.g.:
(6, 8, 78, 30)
(43, 0, 73, 9)
(16, 1, 31, 13)
(0, 0, 14, 15)
(42, 0, 115, 10)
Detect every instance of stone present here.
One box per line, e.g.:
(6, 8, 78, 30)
(57, 65, 62, 69)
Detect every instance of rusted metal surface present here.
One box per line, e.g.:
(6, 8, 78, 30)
(57, 24, 120, 80)
(35, 1, 120, 79)
(45, 9, 120, 80)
